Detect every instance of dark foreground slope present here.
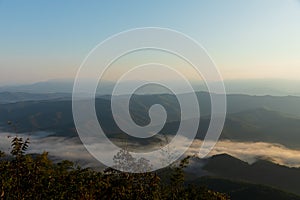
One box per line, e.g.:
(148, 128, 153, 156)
(196, 154, 300, 195)
(193, 177, 300, 200)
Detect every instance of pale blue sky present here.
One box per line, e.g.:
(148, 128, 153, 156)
(0, 0, 299, 85)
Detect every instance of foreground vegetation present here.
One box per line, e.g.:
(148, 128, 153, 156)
(0, 137, 229, 200)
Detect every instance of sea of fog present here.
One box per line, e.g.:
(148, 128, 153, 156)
(1, 131, 300, 169)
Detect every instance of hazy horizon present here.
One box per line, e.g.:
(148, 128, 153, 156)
(2, 78, 300, 96)
(1, 0, 300, 85)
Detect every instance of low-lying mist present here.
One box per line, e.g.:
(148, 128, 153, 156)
(1, 131, 300, 169)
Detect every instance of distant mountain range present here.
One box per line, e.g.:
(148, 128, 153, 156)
(0, 80, 76, 93)
(0, 92, 300, 149)
(1, 79, 300, 96)
(0, 92, 71, 104)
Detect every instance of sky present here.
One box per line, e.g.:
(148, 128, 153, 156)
(0, 0, 300, 85)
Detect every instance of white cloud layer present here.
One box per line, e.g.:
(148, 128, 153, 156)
(1, 132, 300, 169)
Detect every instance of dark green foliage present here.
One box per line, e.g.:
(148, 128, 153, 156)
(160, 156, 230, 200)
(0, 137, 229, 200)
(112, 148, 152, 173)
(10, 137, 29, 158)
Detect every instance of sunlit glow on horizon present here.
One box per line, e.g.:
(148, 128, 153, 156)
(0, 0, 299, 85)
